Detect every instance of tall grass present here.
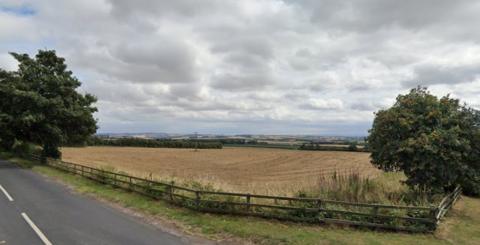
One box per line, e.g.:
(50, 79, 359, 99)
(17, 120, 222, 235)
(135, 166, 439, 206)
(298, 170, 440, 206)
(85, 165, 439, 206)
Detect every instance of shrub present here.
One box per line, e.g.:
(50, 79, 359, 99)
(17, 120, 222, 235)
(11, 141, 37, 158)
(348, 142, 358, 151)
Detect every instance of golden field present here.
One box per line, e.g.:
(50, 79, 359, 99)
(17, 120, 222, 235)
(61, 146, 377, 195)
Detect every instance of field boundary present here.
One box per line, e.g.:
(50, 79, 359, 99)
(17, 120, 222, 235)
(224, 143, 370, 152)
(31, 155, 461, 233)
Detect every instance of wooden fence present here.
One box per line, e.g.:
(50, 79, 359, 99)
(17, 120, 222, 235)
(435, 185, 462, 224)
(31, 155, 461, 233)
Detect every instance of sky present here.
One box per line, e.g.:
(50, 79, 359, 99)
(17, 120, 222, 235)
(1, 0, 480, 136)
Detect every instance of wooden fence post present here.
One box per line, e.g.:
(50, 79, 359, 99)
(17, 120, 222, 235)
(432, 207, 439, 222)
(195, 191, 201, 209)
(169, 181, 174, 201)
(316, 199, 322, 217)
(246, 194, 251, 212)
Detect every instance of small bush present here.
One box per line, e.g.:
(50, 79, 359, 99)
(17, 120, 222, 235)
(348, 142, 358, 151)
(12, 141, 37, 158)
(95, 166, 117, 184)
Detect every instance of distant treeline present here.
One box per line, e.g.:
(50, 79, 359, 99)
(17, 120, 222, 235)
(310, 141, 366, 146)
(87, 137, 223, 149)
(84, 137, 369, 152)
(199, 139, 261, 145)
(223, 143, 298, 150)
(299, 142, 369, 152)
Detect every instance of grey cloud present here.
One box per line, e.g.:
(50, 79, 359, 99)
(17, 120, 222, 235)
(350, 102, 376, 111)
(211, 37, 274, 60)
(403, 64, 480, 87)
(85, 80, 153, 106)
(168, 84, 202, 99)
(171, 101, 236, 112)
(112, 40, 197, 83)
(349, 101, 390, 111)
(283, 91, 309, 101)
(285, 0, 475, 33)
(211, 73, 273, 91)
(68, 37, 198, 84)
(307, 79, 336, 92)
(108, 0, 230, 19)
(223, 53, 272, 72)
(289, 59, 311, 71)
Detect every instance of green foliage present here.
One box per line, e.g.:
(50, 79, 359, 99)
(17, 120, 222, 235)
(0, 69, 17, 150)
(11, 140, 39, 158)
(368, 87, 480, 196)
(348, 142, 358, 151)
(87, 136, 223, 149)
(0, 50, 98, 157)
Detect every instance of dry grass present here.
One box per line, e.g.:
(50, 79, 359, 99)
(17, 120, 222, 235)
(61, 146, 378, 195)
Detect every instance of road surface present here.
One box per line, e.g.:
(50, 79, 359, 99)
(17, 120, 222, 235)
(0, 159, 195, 245)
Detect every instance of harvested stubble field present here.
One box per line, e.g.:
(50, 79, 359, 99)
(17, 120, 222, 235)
(61, 146, 378, 195)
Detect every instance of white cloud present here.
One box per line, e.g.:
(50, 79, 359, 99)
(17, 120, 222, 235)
(2, 0, 480, 135)
(0, 53, 17, 71)
(304, 99, 344, 110)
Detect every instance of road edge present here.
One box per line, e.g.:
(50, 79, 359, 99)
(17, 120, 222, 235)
(30, 165, 246, 245)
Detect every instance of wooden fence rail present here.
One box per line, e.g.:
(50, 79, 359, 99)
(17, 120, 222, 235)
(435, 186, 462, 223)
(31, 155, 461, 233)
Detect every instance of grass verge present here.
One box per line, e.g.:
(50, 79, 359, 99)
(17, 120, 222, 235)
(2, 154, 480, 245)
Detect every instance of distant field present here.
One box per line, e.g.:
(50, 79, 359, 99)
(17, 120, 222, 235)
(61, 146, 376, 195)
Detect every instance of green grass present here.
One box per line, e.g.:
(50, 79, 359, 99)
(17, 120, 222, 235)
(0, 151, 36, 168)
(2, 154, 480, 245)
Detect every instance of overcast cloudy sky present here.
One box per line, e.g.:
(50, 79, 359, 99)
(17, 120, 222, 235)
(1, 0, 480, 136)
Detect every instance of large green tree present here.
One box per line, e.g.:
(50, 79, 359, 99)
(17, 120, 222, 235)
(368, 87, 480, 196)
(0, 69, 18, 150)
(0, 50, 97, 158)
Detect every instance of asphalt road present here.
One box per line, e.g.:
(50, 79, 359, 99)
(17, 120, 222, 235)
(0, 159, 191, 245)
